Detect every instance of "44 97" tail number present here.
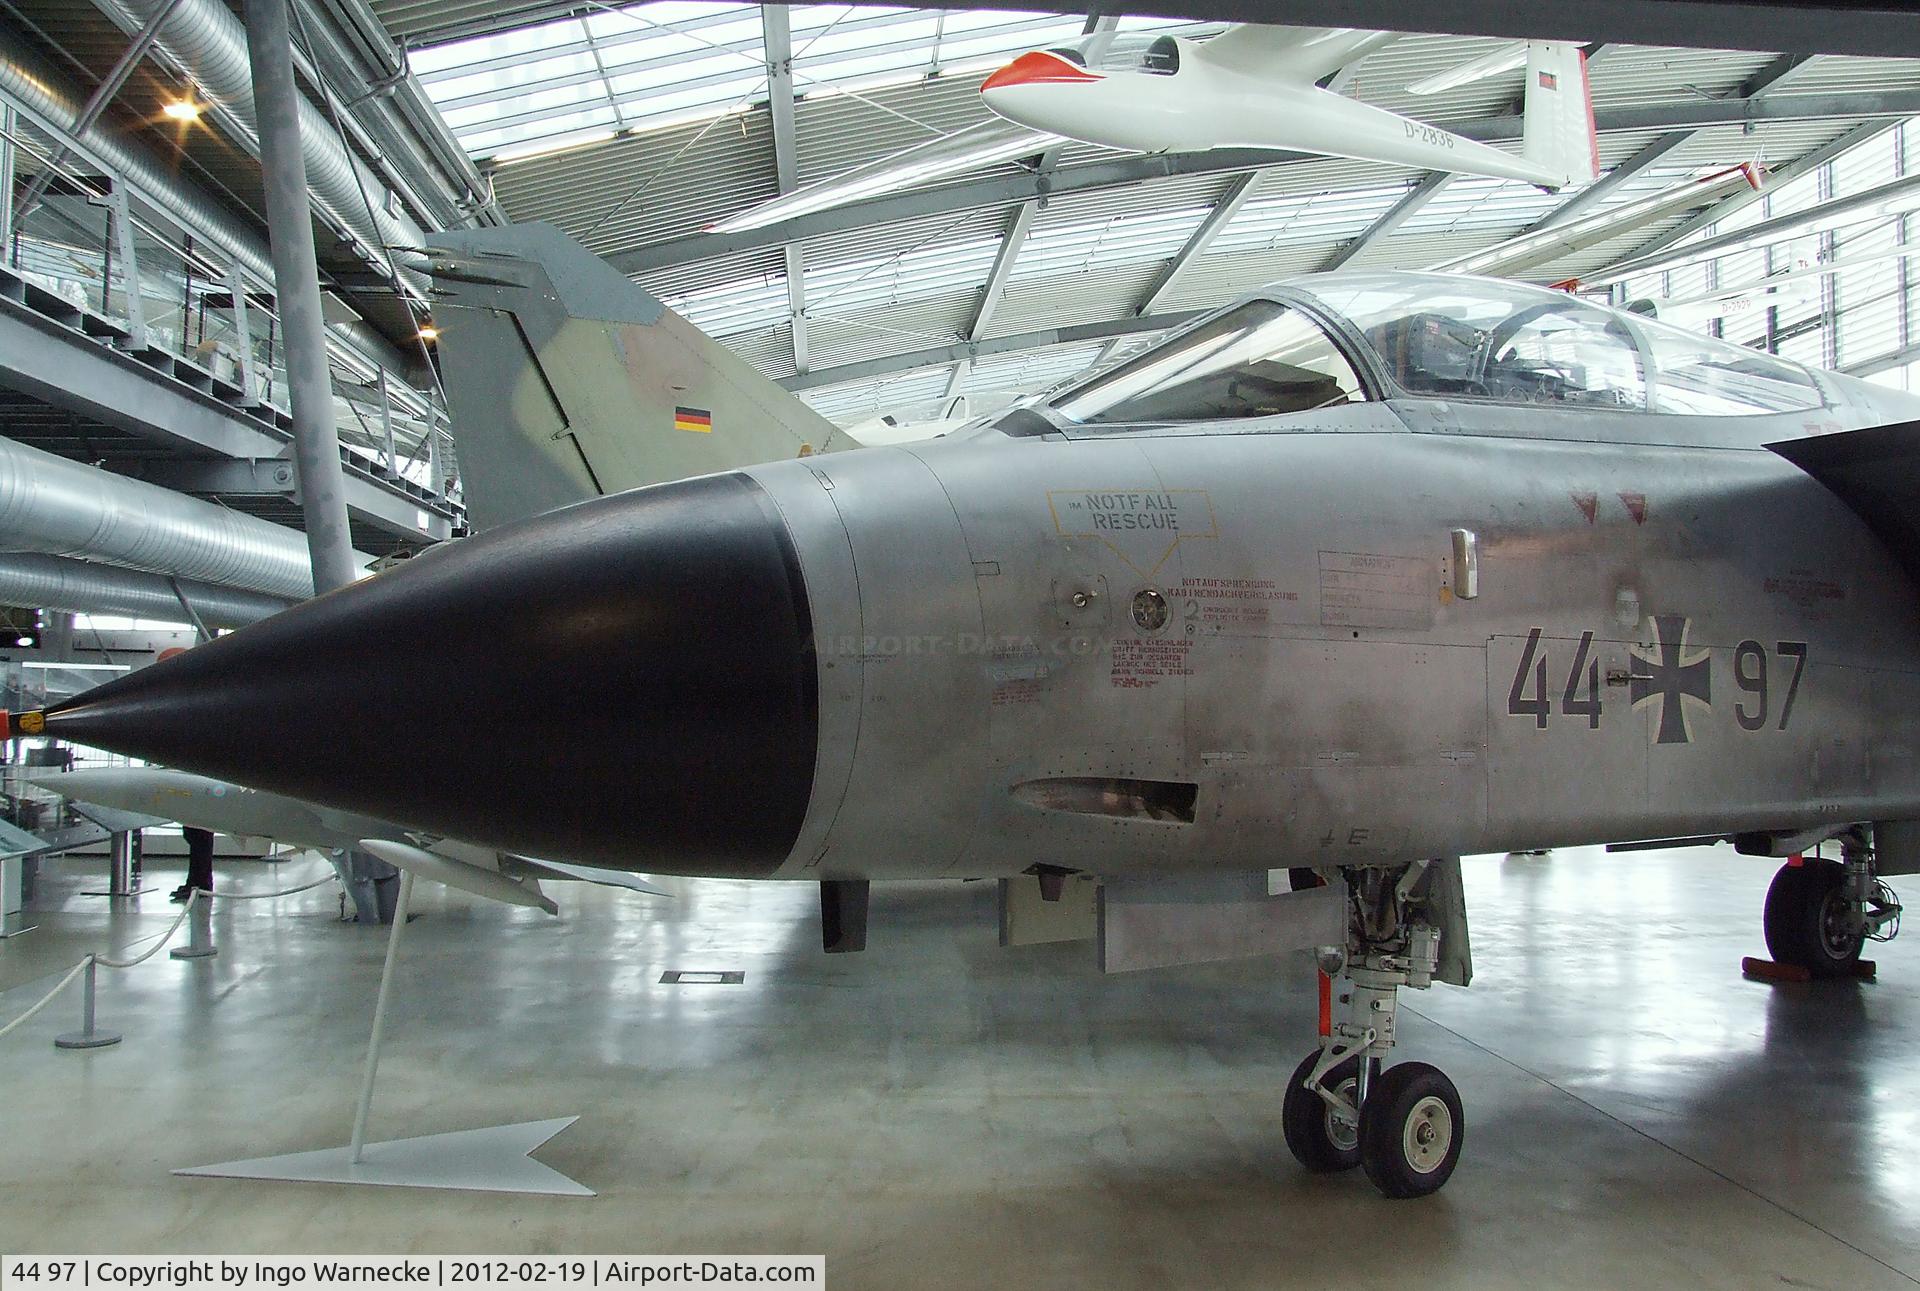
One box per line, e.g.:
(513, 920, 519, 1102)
(1506, 621, 1805, 745)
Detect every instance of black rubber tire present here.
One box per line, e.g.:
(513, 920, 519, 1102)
(1763, 859, 1863, 979)
(1282, 1049, 1372, 1173)
(1359, 1061, 1464, 1199)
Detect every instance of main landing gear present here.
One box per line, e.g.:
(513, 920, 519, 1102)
(1283, 863, 1464, 1198)
(1762, 831, 1901, 979)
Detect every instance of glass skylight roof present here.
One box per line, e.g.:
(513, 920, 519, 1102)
(415, 5, 1211, 162)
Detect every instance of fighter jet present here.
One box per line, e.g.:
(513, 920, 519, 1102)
(17, 226, 1920, 1199)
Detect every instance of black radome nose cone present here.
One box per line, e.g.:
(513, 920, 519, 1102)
(43, 473, 818, 876)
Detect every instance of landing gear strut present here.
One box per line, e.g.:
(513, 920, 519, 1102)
(1763, 832, 1900, 978)
(1283, 862, 1465, 1198)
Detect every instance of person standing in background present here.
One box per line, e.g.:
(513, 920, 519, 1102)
(170, 825, 214, 903)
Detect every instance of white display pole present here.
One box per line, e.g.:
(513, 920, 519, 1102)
(351, 869, 412, 1162)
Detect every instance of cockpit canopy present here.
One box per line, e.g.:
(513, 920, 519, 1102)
(1048, 271, 1828, 427)
(1043, 32, 1181, 75)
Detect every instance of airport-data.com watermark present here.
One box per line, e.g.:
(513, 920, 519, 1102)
(2, 1259, 824, 1291)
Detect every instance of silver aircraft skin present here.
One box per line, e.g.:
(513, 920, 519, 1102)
(37, 232, 1920, 1198)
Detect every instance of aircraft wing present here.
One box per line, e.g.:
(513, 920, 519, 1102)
(1770, 421, 1920, 584)
(358, 838, 558, 914)
(709, 120, 1056, 234)
(0, 816, 48, 858)
(1193, 25, 1395, 82)
(63, 800, 171, 834)
(512, 857, 673, 897)
(1407, 42, 1526, 96)
(367, 830, 672, 898)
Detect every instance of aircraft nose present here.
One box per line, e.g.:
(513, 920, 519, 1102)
(981, 49, 1103, 94)
(30, 473, 819, 876)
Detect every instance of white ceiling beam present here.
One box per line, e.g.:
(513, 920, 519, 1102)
(947, 197, 1042, 397)
(1528, 131, 1695, 234)
(1321, 171, 1455, 270)
(763, 4, 810, 376)
(944, 11, 1110, 398)
(1599, 119, 1898, 270)
(782, 309, 1205, 393)
(1136, 171, 1259, 315)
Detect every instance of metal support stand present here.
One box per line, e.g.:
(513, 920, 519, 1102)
(351, 869, 412, 1162)
(84, 831, 151, 897)
(175, 870, 591, 1195)
(54, 958, 121, 1050)
(169, 894, 217, 960)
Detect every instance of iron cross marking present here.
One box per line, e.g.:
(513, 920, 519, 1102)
(1630, 614, 1711, 745)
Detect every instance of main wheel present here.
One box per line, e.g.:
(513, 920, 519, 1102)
(1282, 1049, 1372, 1172)
(1359, 1062, 1463, 1198)
(1764, 858, 1863, 979)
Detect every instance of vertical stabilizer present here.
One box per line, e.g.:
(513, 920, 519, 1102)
(1521, 43, 1599, 190)
(427, 223, 845, 529)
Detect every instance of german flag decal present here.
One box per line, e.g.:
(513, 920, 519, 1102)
(674, 406, 713, 433)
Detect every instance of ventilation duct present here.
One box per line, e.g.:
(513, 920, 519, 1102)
(94, 0, 431, 293)
(0, 436, 349, 600)
(0, 553, 291, 629)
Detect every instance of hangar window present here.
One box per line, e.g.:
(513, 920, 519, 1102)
(1049, 300, 1368, 425)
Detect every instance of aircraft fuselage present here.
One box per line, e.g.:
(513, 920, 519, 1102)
(747, 403, 1920, 880)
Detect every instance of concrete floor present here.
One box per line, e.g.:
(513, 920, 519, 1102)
(2, 845, 1918, 1290)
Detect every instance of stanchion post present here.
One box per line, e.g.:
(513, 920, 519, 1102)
(170, 891, 217, 960)
(54, 957, 121, 1050)
(108, 831, 133, 897)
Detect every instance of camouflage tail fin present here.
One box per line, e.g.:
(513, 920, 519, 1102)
(426, 223, 843, 529)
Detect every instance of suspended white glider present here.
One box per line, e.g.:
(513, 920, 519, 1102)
(712, 26, 1598, 234)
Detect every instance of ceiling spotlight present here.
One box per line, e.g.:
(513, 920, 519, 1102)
(162, 99, 201, 122)
(417, 324, 440, 342)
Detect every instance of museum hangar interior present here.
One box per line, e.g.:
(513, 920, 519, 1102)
(3, 0, 1920, 1283)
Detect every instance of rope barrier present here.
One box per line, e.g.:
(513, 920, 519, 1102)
(0, 866, 339, 1044)
(0, 957, 91, 1042)
(93, 890, 201, 969)
(209, 873, 336, 901)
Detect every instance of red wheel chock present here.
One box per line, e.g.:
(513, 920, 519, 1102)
(1741, 956, 1876, 982)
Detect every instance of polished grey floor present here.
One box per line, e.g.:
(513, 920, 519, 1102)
(2, 845, 1918, 1289)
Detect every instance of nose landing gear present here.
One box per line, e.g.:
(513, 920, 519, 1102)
(1762, 831, 1901, 979)
(1283, 863, 1465, 1198)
